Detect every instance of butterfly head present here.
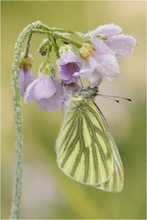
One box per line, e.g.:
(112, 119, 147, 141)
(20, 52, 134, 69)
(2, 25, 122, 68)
(75, 86, 99, 101)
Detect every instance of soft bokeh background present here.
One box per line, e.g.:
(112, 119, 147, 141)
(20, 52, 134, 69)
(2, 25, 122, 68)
(1, 1, 146, 219)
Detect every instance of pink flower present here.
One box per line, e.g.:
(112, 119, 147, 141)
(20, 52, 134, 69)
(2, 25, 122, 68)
(74, 23, 136, 87)
(18, 68, 35, 96)
(74, 39, 119, 87)
(93, 23, 136, 58)
(24, 75, 64, 112)
(57, 51, 81, 84)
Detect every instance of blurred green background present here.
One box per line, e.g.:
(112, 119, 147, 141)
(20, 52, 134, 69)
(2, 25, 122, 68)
(1, 1, 146, 219)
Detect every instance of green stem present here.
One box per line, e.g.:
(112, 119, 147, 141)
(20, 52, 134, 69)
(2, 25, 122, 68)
(51, 31, 82, 48)
(32, 28, 82, 48)
(36, 23, 85, 38)
(10, 21, 42, 220)
(24, 33, 32, 58)
(49, 27, 85, 38)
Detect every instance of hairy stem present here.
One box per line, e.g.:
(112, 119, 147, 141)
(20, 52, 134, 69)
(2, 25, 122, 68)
(10, 21, 42, 220)
(24, 33, 32, 58)
(32, 28, 82, 48)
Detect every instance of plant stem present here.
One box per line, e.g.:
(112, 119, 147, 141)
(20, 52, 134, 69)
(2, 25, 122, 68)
(24, 33, 32, 58)
(32, 29, 82, 48)
(10, 21, 42, 220)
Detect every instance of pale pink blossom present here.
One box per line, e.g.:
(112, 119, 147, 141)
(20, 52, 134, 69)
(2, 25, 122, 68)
(24, 75, 63, 112)
(57, 51, 81, 84)
(18, 68, 35, 96)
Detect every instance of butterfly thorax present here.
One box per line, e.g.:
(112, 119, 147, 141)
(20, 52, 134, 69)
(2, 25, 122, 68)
(68, 86, 99, 108)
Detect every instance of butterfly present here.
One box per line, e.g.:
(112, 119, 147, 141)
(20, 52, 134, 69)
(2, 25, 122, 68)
(56, 87, 124, 192)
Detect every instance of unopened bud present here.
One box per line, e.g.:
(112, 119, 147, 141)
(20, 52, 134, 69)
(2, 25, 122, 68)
(38, 39, 50, 56)
(59, 45, 73, 55)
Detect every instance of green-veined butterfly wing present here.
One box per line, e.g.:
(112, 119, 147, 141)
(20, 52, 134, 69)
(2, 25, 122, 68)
(56, 88, 124, 192)
(92, 103, 124, 192)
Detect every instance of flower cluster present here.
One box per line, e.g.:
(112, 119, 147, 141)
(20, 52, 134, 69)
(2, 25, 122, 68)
(18, 23, 136, 113)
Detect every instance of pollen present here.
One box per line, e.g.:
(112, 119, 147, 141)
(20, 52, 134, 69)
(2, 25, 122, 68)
(79, 43, 95, 59)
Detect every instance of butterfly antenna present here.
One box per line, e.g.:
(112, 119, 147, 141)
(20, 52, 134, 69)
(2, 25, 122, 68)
(98, 94, 132, 103)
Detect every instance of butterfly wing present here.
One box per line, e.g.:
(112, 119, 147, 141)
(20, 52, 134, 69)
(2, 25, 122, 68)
(93, 104, 124, 192)
(56, 98, 116, 186)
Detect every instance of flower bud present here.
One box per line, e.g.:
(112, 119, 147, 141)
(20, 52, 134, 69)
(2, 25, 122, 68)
(59, 44, 73, 55)
(38, 38, 50, 56)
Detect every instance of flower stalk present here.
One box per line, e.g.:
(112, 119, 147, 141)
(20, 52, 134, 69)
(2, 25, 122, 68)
(24, 33, 32, 58)
(10, 22, 38, 220)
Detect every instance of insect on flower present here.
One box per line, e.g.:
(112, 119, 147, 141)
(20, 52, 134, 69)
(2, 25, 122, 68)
(56, 87, 124, 192)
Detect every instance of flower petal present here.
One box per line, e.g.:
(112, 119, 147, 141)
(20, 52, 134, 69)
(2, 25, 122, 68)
(74, 49, 119, 81)
(94, 53, 120, 80)
(57, 51, 81, 83)
(36, 97, 59, 112)
(18, 68, 25, 96)
(74, 58, 97, 77)
(33, 76, 56, 99)
(88, 71, 103, 88)
(106, 34, 136, 58)
(93, 23, 122, 38)
(57, 51, 81, 66)
(60, 63, 79, 81)
(18, 68, 35, 96)
(24, 78, 40, 103)
(35, 79, 63, 112)
(92, 37, 112, 54)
